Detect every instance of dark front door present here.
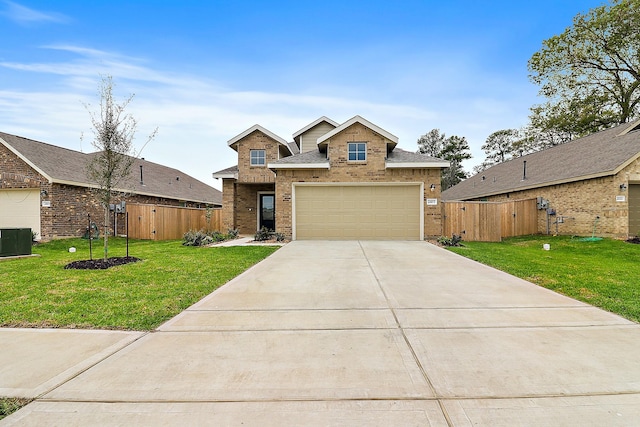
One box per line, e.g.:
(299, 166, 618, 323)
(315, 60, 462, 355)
(259, 194, 275, 230)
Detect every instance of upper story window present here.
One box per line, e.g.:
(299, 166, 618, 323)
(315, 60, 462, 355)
(348, 142, 367, 161)
(250, 149, 266, 166)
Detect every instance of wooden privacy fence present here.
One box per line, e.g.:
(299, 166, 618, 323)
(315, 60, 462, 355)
(442, 199, 538, 242)
(126, 204, 222, 240)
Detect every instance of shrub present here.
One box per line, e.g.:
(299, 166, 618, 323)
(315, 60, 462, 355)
(437, 234, 464, 247)
(254, 227, 272, 241)
(227, 228, 239, 239)
(182, 230, 213, 246)
(210, 231, 226, 242)
(273, 232, 285, 242)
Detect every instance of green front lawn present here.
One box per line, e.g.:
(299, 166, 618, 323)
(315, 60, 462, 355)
(0, 238, 278, 330)
(447, 235, 640, 322)
(0, 398, 31, 421)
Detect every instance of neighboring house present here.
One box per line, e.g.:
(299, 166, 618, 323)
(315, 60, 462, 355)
(442, 120, 640, 239)
(0, 132, 222, 240)
(213, 115, 449, 240)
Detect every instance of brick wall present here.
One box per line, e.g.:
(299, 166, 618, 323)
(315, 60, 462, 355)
(2, 142, 204, 240)
(234, 183, 274, 234)
(274, 123, 443, 239)
(221, 179, 236, 232)
(44, 184, 194, 239)
(477, 157, 640, 239)
(236, 131, 279, 183)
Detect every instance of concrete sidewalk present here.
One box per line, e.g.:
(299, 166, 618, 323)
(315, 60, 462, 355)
(3, 241, 640, 426)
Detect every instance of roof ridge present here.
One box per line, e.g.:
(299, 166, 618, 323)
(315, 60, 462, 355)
(0, 131, 87, 156)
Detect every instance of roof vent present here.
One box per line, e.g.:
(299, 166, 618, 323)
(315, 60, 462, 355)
(522, 160, 527, 181)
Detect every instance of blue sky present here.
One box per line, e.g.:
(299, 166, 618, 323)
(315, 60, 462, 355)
(0, 0, 605, 189)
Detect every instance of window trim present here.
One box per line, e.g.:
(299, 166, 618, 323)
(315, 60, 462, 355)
(250, 149, 266, 166)
(347, 142, 367, 162)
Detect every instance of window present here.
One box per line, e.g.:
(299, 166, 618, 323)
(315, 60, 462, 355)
(348, 142, 366, 161)
(250, 149, 266, 166)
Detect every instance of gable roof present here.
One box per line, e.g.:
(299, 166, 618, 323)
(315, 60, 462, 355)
(0, 132, 222, 205)
(317, 115, 399, 150)
(227, 124, 293, 157)
(292, 116, 339, 143)
(442, 120, 640, 201)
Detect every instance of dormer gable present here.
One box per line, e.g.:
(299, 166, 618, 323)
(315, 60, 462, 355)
(292, 116, 339, 153)
(228, 124, 293, 159)
(317, 115, 398, 153)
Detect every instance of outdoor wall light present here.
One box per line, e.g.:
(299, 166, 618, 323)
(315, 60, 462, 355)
(620, 183, 628, 191)
(40, 189, 48, 196)
(430, 184, 436, 191)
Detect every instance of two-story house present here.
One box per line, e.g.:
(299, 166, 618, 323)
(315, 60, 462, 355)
(213, 115, 449, 240)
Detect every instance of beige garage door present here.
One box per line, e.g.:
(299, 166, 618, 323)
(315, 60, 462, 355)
(0, 189, 41, 237)
(294, 184, 422, 240)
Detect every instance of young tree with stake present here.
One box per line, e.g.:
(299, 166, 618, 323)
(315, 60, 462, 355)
(84, 76, 156, 260)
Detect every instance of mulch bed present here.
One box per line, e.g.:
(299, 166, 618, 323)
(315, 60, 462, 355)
(64, 256, 141, 270)
(627, 237, 640, 244)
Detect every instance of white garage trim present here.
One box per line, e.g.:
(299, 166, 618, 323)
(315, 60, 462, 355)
(292, 182, 424, 240)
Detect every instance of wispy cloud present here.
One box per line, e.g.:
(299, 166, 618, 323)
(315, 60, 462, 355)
(0, 44, 531, 186)
(0, 1, 69, 25)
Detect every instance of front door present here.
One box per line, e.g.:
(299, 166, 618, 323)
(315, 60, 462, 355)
(259, 194, 275, 230)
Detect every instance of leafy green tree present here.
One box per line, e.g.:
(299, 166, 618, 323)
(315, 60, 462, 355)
(528, 0, 640, 138)
(417, 129, 471, 189)
(84, 76, 156, 260)
(417, 129, 446, 157)
(440, 135, 471, 189)
(482, 129, 519, 163)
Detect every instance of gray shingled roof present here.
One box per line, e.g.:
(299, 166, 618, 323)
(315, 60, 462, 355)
(212, 165, 239, 175)
(386, 148, 448, 164)
(0, 132, 221, 205)
(267, 147, 447, 167)
(287, 142, 300, 155)
(442, 121, 640, 201)
(269, 149, 328, 166)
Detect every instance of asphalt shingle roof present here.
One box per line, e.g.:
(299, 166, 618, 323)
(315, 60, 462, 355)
(212, 165, 239, 175)
(266, 147, 447, 167)
(442, 121, 640, 201)
(269, 149, 328, 165)
(386, 148, 447, 164)
(0, 132, 222, 205)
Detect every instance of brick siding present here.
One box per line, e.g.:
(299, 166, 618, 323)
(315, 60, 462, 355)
(1, 141, 204, 241)
(476, 156, 640, 238)
(274, 123, 443, 239)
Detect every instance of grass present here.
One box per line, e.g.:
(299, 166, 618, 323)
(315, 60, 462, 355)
(446, 235, 640, 322)
(0, 398, 31, 421)
(0, 237, 278, 331)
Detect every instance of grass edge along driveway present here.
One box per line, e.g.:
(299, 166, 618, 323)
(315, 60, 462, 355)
(0, 238, 278, 331)
(447, 235, 640, 323)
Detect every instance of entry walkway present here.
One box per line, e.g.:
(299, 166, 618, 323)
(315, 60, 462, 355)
(3, 241, 640, 425)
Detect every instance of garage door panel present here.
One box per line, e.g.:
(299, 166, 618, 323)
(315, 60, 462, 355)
(295, 184, 421, 240)
(0, 189, 41, 238)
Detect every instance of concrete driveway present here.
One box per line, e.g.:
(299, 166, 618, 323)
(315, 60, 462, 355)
(4, 241, 640, 426)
